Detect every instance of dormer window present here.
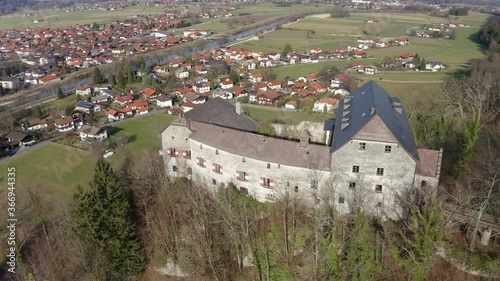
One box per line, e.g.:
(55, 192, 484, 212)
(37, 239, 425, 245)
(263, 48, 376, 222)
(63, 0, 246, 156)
(359, 142, 366, 150)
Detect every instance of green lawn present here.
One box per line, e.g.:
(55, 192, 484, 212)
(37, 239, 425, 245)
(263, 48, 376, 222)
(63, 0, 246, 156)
(107, 112, 176, 155)
(0, 143, 93, 204)
(0, 112, 175, 214)
(243, 105, 334, 125)
(271, 59, 380, 80)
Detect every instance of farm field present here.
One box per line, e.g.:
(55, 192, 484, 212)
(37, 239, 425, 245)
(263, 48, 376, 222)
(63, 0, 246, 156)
(243, 105, 334, 125)
(236, 3, 327, 16)
(233, 11, 488, 73)
(234, 11, 488, 112)
(0, 5, 178, 30)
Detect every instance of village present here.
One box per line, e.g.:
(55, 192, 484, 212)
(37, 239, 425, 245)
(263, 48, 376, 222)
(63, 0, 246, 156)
(0, 35, 449, 159)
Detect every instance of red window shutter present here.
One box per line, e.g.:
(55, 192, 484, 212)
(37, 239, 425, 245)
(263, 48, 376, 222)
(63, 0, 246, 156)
(166, 148, 171, 156)
(212, 163, 216, 172)
(259, 177, 264, 187)
(196, 157, 200, 166)
(203, 159, 206, 167)
(182, 150, 187, 158)
(236, 170, 240, 180)
(245, 172, 249, 182)
(220, 165, 223, 175)
(175, 149, 179, 157)
(269, 179, 274, 189)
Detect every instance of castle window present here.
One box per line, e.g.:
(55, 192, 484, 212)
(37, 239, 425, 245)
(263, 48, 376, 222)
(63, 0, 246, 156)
(352, 165, 360, 173)
(200, 144, 203, 149)
(349, 182, 356, 190)
(197, 157, 206, 168)
(359, 142, 366, 150)
(239, 171, 246, 181)
(375, 185, 383, 193)
(212, 179, 217, 185)
(186, 150, 192, 159)
(240, 187, 248, 194)
(261, 177, 271, 188)
(220, 182, 225, 188)
(376, 168, 384, 176)
(421, 180, 427, 186)
(267, 163, 271, 169)
(294, 186, 299, 193)
(172, 165, 178, 172)
(376, 202, 382, 208)
(214, 164, 222, 174)
(216, 149, 219, 155)
(385, 145, 392, 153)
(242, 157, 246, 163)
(311, 180, 318, 189)
(338, 196, 345, 204)
(187, 167, 192, 175)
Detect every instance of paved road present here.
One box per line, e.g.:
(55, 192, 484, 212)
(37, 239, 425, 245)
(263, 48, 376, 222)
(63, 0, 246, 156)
(0, 109, 167, 164)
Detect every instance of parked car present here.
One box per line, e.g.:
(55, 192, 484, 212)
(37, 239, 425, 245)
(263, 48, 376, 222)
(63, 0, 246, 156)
(103, 151, 114, 158)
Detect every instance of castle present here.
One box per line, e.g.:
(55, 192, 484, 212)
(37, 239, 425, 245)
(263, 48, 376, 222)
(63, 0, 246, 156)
(160, 81, 442, 220)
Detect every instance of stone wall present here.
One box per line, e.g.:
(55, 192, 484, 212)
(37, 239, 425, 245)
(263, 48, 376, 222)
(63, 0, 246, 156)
(271, 121, 327, 144)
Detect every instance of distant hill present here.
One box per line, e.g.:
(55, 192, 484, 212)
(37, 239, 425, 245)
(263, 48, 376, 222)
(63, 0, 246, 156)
(0, 0, 37, 16)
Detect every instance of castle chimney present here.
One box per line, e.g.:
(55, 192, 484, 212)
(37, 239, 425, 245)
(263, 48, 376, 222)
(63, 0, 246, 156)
(370, 107, 375, 115)
(235, 101, 242, 115)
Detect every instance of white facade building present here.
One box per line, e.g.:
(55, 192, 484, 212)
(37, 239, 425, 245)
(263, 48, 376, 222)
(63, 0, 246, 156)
(160, 82, 442, 220)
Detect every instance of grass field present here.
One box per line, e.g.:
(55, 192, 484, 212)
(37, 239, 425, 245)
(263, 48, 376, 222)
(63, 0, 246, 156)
(107, 112, 176, 155)
(233, 11, 489, 74)
(0, 112, 175, 217)
(0, 5, 179, 30)
(243, 105, 334, 125)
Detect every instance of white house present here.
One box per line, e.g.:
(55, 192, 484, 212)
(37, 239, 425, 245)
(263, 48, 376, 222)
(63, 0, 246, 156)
(426, 61, 446, 71)
(314, 98, 338, 113)
(78, 125, 108, 142)
(285, 100, 297, 110)
(0, 77, 19, 90)
(75, 86, 93, 96)
(175, 68, 190, 79)
(157, 94, 173, 108)
(220, 80, 234, 89)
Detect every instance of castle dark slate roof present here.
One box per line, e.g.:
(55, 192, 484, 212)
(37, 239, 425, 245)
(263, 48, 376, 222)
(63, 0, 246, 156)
(190, 121, 331, 170)
(331, 81, 419, 161)
(185, 97, 258, 132)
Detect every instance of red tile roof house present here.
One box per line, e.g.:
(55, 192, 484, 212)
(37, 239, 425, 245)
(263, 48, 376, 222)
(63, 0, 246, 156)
(39, 74, 60, 84)
(114, 93, 134, 106)
(267, 80, 282, 90)
(140, 87, 161, 100)
(105, 108, 124, 122)
(220, 79, 234, 89)
(254, 82, 268, 92)
(313, 97, 339, 113)
(233, 87, 248, 98)
(256, 90, 280, 105)
(285, 100, 297, 110)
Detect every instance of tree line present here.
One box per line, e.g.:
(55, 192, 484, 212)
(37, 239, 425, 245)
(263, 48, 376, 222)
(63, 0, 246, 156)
(477, 16, 500, 53)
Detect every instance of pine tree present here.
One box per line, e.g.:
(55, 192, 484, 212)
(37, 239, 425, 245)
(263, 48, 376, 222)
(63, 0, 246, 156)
(281, 43, 292, 57)
(71, 159, 144, 279)
(109, 74, 116, 86)
(57, 87, 64, 99)
(93, 67, 104, 85)
(36, 105, 44, 119)
(419, 58, 426, 71)
(117, 70, 126, 89)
